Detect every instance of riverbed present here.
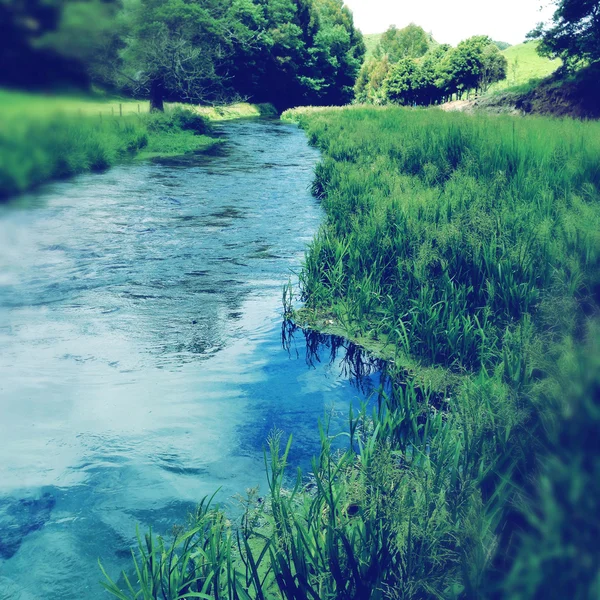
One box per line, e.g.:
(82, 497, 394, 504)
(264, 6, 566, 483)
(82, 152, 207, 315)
(0, 120, 380, 598)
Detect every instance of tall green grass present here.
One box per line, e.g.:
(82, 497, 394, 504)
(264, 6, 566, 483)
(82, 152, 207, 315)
(0, 114, 148, 199)
(285, 107, 599, 373)
(0, 106, 216, 199)
(103, 106, 600, 598)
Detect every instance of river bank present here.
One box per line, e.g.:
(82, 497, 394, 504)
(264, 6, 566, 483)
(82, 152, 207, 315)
(280, 104, 600, 597)
(0, 89, 277, 200)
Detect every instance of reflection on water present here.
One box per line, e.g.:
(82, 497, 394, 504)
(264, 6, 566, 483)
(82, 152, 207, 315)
(0, 120, 383, 599)
(282, 319, 386, 392)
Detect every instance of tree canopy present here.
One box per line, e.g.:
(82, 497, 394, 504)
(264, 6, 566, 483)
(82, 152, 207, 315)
(355, 34, 507, 106)
(1, 0, 365, 110)
(528, 0, 600, 67)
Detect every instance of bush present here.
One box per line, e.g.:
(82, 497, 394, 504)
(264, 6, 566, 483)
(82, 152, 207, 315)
(143, 107, 211, 135)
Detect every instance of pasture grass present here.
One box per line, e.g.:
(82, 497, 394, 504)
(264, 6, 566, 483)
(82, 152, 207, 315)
(491, 41, 561, 91)
(102, 105, 599, 598)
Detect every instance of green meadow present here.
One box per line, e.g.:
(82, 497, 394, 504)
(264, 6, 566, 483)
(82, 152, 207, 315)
(494, 42, 562, 90)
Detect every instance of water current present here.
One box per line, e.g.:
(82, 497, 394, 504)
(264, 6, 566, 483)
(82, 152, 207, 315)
(0, 119, 382, 598)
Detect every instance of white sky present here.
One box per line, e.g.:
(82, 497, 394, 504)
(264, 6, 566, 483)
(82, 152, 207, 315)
(343, 0, 556, 46)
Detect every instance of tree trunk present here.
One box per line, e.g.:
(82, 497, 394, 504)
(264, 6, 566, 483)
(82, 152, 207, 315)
(150, 79, 164, 112)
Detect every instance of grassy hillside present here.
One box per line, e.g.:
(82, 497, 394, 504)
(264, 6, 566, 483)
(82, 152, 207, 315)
(493, 41, 561, 90)
(362, 33, 382, 59)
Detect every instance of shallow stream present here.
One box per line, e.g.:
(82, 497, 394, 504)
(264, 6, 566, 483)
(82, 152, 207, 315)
(0, 120, 381, 598)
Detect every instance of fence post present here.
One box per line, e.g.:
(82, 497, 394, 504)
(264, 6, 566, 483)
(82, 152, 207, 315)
(138, 104, 140, 114)
(111, 107, 114, 116)
(120, 103, 123, 117)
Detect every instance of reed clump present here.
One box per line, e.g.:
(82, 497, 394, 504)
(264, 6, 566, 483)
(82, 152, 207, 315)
(103, 106, 600, 598)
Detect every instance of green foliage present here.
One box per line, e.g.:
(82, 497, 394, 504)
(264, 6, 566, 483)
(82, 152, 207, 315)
(383, 58, 421, 105)
(378, 24, 431, 62)
(441, 35, 507, 96)
(356, 34, 507, 106)
(107, 0, 365, 110)
(1, 0, 364, 109)
(528, 0, 600, 67)
(492, 40, 511, 51)
(144, 107, 211, 135)
(354, 55, 391, 104)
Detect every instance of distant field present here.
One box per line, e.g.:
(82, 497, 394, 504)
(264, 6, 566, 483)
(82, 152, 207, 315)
(362, 33, 382, 59)
(492, 41, 561, 90)
(0, 90, 150, 117)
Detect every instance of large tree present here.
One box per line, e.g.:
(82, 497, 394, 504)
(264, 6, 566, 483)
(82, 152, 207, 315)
(528, 0, 600, 67)
(119, 0, 264, 110)
(377, 23, 431, 62)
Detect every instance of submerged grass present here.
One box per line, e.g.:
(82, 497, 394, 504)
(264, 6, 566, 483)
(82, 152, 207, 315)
(102, 105, 600, 598)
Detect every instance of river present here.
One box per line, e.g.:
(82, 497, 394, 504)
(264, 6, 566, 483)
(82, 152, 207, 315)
(0, 119, 380, 598)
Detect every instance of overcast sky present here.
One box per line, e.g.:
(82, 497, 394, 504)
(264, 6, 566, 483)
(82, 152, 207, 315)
(343, 0, 556, 46)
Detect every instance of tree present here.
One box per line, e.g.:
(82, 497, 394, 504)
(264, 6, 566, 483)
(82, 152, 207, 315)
(119, 0, 263, 110)
(479, 43, 508, 92)
(528, 0, 600, 67)
(377, 23, 430, 62)
(308, 0, 365, 104)
(383, 58, 420, 105)
(354, 54, 390, 103)
(440, 35, 506, 99)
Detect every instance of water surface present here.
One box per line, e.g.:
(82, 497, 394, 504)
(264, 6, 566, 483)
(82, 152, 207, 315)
(0, 120, 379, 598)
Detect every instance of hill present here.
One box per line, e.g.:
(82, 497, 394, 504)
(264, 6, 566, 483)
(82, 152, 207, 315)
(443, 62, 600, 120)
(362, 33, 383, 59)
(492, 41, 562, 89)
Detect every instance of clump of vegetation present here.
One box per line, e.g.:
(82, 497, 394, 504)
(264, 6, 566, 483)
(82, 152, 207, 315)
(0, 104, 219, 200)
(355, 31, 507, 105)
(144, 107, 211, 135)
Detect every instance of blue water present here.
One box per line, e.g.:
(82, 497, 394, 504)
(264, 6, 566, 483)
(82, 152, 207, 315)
(0, 120, 381, 598)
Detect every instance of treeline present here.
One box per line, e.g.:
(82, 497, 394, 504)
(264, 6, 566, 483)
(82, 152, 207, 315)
(0, 0, 365, 109)
(355, 25, 507, 105)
